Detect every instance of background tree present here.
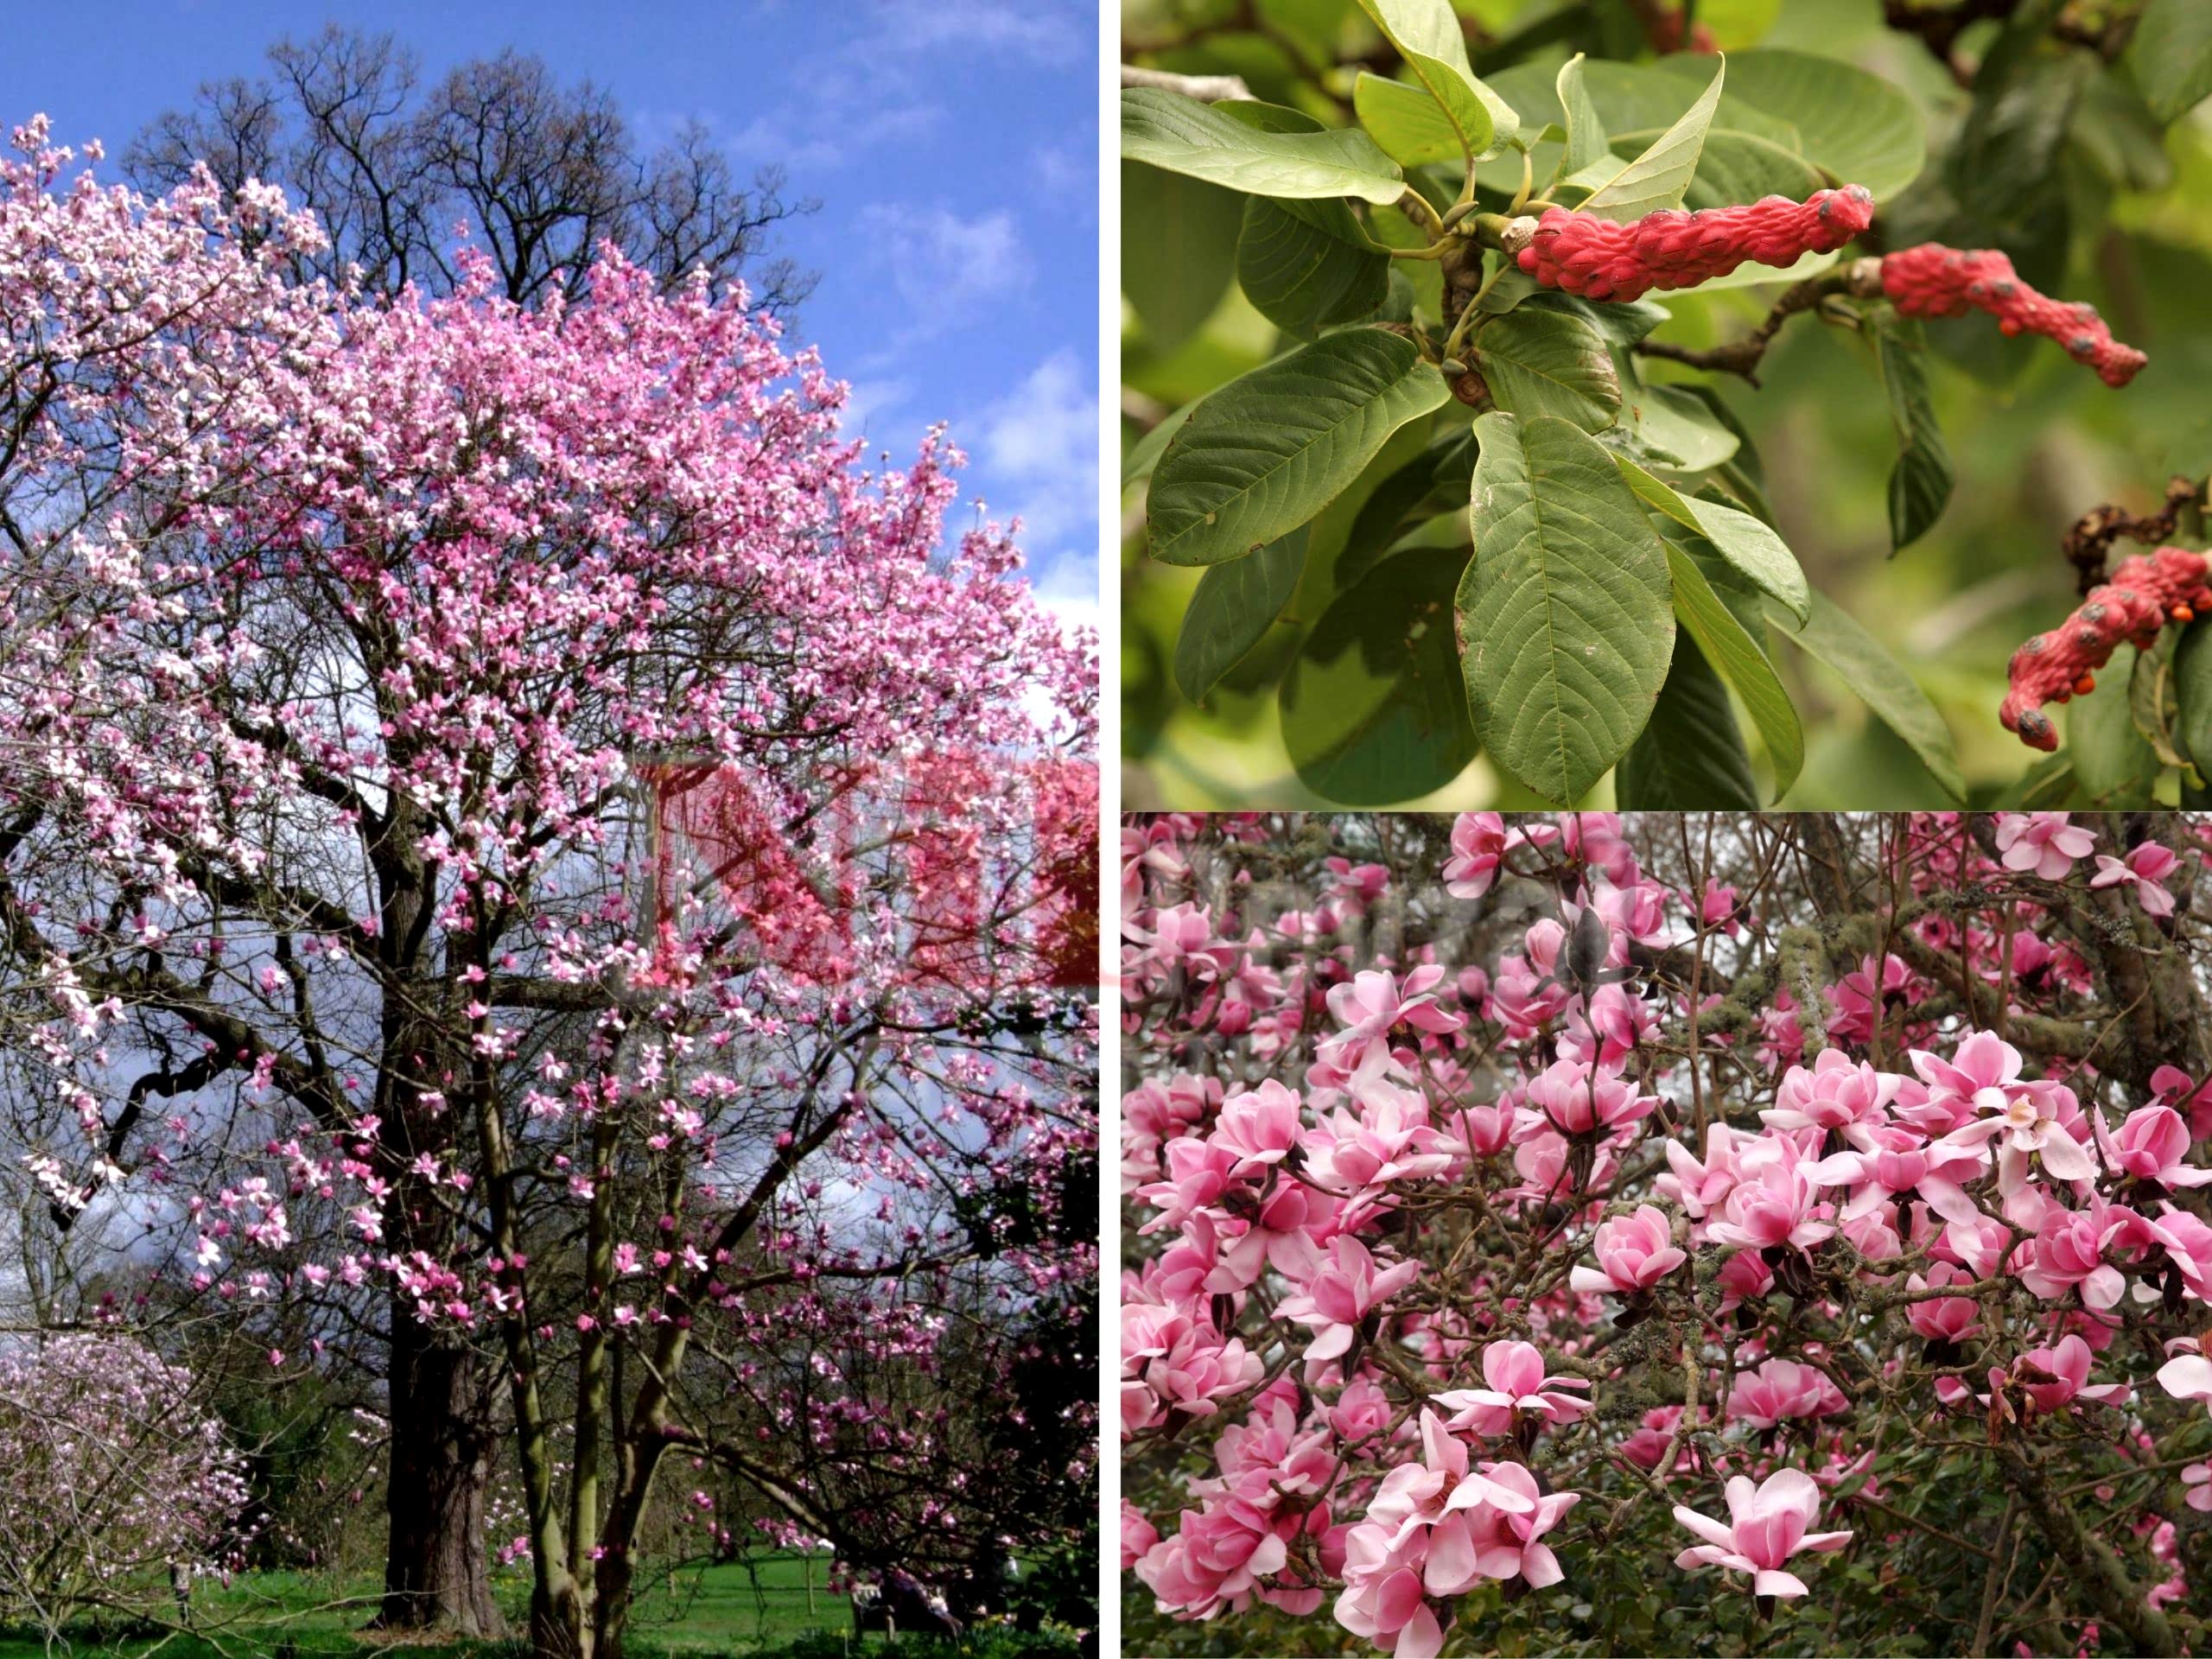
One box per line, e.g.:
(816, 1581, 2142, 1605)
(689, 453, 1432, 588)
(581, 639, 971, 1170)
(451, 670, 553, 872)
(0, 123, 1094, 1649)
(127, 24, 817, 310)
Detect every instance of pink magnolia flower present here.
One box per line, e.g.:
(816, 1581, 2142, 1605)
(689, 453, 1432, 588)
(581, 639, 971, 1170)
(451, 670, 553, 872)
(1568, 1205, 1686, 1296)
(1319, 969, 1465, 1085)
(1995, 811, 2096, 880)
(2013, 1198, 2139, 1309)
(1935, 1052, 2098, 1196)
(2089, 841, 2181, 917)
(1443, 812, 1508, 899)
(2093, 1104, 2212, 1189)
(1673, 1469, 1853, 1599)
(1560, 982, 1656, 1069)
(1727, 1358, 1848, 1431)
(1136, 1497, 1293, 1620)
(1205, 1179, 1335, 1292)
(1333, 1522, 1444, 1658)
(1336, 1410, 1560, 1657)
(1659, 1122, 1751, 1218)
(1991, 1334, 2132, 1416)
(1122, 1501, 1161, 1570)
(1828, 954, 1914, 1046)
(1910, 1031, 2027, 1126)
(1764, 1049, 1901, 1134)
(1433, 1340, 1591, 1437)
(1422, 1459, 1578, 1595)
(1697, 880, 1742, 934)
(2149, 1065, 2212, 1140)
(1519, 1058, 1656, 1140)
(2157, 1344, 2212, 1408)
(1121, 1305, 1264, 1434)
(1903, 1263, 1983, 1344)
(2183, 1464, 2212, 1513)
(1210, 1080, 1306, 1173)
(1304, 1086, 1455, 1194)
(1703, 1141, 1834, 1255)
(1806, 1122, 1988, 1226)
(1278, 1236, 1421, 1362)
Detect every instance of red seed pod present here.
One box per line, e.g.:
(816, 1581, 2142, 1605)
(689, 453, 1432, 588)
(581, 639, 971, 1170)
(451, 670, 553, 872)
(1999, 546, 2212, 750)
(1879, 245, 2147, 388)
(1514, 186, 1874, 302)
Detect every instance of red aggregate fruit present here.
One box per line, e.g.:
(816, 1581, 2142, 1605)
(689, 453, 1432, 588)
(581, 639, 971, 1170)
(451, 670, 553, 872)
(1999, 546, 2212, 750)
(1512, 185, 1874, 302)
(1879, 245, 2147, 387)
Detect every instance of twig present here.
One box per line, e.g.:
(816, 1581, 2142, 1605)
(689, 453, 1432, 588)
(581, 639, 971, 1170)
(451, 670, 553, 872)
(1633, 260, 1882, 388)
(1970, 1493, 2018, 1657)
(2059, 474, 2206, 595)
(1120, 65, 1252, 103)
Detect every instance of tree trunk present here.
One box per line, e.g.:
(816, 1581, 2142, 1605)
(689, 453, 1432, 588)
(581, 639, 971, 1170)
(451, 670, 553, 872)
(380, 1304, 505, 1636)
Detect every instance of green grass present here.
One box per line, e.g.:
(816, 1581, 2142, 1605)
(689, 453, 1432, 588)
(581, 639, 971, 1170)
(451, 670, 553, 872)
(0, 1556, 885, 1658)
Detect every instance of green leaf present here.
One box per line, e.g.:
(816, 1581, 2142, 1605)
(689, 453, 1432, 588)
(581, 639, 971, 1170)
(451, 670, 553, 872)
(1616, 628, 1758, 807)
(2070, 645, 2163, 806)
(1616, 459, 1808, 622)
(1872, 320, 1953, 554)
(1472, 306, 1620, 432)
(2017, 753, 2081, 809)
(1148, 328, 1452, 565)
(1665, 540, 1802, 797)
(1766, 591, 1967, 803)
(1950, 16, 2094, 226)
(1174, 527, 1311, 702)
(1555, 54, 1608, 180)
(1336, 429, 1476, 588)
(1654, 49, 1926, 200)
(1237, 197, 1391, 338)
(1455, 412, 1674, 804)
(2128, 638, 2198, 781)
(1124, 397, 1202, 488)
(1672, 129, 1824, 212)
(1618, 371, 1740, 472)
(1351, 0, 1517, 163)
(1281, 547, 1477, 802)
(2128, 0, 2212, 123)
(1122, 87, 1408, 203)
(2171, 617, 2212, 773)
(1580, 56, 1724, 223)
(1122, 162, 1243, 352)
(1352, 73, 1466, 168)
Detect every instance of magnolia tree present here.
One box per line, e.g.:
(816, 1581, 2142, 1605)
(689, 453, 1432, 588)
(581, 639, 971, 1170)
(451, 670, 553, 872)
(1120, 0, 2212, 809)
(0, 122, 1097, 1656)
(0, 1333, 251, 1635)
(1122, 811, 2212, 1656)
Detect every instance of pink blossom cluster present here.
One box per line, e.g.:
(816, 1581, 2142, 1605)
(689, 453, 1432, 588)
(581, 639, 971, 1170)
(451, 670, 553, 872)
(1122, 811, 2212, 1654)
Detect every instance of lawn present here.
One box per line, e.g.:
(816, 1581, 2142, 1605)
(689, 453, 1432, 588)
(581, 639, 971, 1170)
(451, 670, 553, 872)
(0, 1554, 872, 1657)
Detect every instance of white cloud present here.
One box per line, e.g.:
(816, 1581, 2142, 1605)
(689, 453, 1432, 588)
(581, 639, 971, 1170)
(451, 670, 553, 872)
(967, 350, 1097, 554)
(836, 377, 913, 438)
(865, 0, 1087, 63)
(859, 203, 1032, 321)
(1033, 142, 1093, 201)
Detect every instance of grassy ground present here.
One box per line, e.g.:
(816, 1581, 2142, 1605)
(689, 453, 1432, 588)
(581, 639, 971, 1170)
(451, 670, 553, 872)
(0, 1554, 869, 1657)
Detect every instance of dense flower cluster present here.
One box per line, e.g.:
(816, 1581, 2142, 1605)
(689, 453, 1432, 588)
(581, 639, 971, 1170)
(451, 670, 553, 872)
(1998, 546, 2212, 748)
(1509, 186, 1874, 302)
(1880, 244, 2148, 387)
(1123, 812, 2212, 1656)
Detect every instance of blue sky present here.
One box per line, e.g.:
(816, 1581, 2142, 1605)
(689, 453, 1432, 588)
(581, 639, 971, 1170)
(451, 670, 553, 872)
(0, 0, 1099, 629)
